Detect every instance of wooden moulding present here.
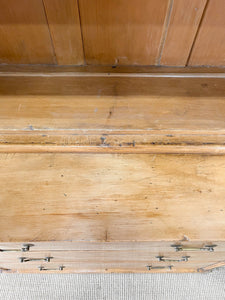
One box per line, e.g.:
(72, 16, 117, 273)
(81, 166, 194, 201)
(0, 66, 225, 154)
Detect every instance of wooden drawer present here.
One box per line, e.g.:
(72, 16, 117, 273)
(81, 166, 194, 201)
(0, 152, 225, 273)
(0, 153, 225, 242)
(0, 246, 224, 273)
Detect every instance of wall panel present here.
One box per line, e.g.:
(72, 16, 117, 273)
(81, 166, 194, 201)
(0, 0, 224, 66)
(43, 0, 84, 65)
(79, 0, 168, 65)
(0, 0, 55, 64)
(160, 0, 207, 66)
(188, 0, 225, 66)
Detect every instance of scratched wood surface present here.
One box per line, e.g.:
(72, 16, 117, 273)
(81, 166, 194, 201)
(0, 94, 225, 153)
(0, 68, 225, 153)
(0, 153, 224, 242)
(0, 94, 225, 132)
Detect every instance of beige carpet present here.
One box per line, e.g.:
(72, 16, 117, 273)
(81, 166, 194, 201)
(0, 269, 225, 300)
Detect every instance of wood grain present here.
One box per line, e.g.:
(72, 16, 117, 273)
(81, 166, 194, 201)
(0, 70, 224, 153)
(0, 65, 224, 74)
(78, 0, 168, 65)
(0, 1, 225, 66)
(160, 0, 207, 66)
(0, 0, 55, 64)
(0, 93, 225, 153)
(1, 74, 225, 96)
(43, 0, 84, 65)
(189, 0, 225, 66)
(0, 95, 225, 132)
(0, 153, 225, 242)
(0, 249, 224, 273)
(1, 241, 223, 252)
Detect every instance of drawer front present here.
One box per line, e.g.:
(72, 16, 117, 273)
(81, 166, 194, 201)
(0, 241, 223, 252)
(0, 152, 225, 272)
(0, 248, 224, 273)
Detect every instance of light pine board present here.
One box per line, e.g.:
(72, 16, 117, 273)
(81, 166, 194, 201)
(0, 153, 224, 242)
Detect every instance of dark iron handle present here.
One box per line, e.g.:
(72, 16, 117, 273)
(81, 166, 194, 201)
(156, 255, 190, 262)
(0, 244, 34, 252)
(19, 256, 53, 263)
(38, 265, 65, 271)
(171, 244, 217, 252)
(146, 265, 173, 270)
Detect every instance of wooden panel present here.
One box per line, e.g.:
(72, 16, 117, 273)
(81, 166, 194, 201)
(1, 94, 225, 132)
(0, 153, 225, 242)
(43, 0, 84, 65)
(1, 72, 225, 97)
(0, 69, 225, 153)
(0, 65, 225, 74)
(2, 88, 225, 135)
(78, 0, 168, 65)
(160, 0, 207, 66)
(0, 0, 55, 64)
(189, 0, 225, 66)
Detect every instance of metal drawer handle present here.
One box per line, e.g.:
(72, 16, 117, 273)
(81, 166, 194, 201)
(0, 244, 34, 252)
(156, 255, 190, 262)
(19, 256, 53, 263)
(171, 244, 217, 252)
(38, 265, 65, 271)
(146, 265, 173, 270)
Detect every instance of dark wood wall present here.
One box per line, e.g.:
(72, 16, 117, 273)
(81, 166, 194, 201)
(0, 0, 224, 66)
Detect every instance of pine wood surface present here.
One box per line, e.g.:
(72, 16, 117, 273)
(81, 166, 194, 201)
(0, 67, 224, 273)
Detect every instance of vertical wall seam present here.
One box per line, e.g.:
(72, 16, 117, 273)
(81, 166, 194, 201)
(77, 0, 86, 65)
(186, 0, 210, 66)
(42, 0, 58, 65)
(156, 0, 174, 66)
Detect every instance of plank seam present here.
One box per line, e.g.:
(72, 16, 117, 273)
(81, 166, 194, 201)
(42, 0, 58, 65)
(157, 0, 174, 66)
(186, 0, 210, 66)
(77, 0, 86, 65)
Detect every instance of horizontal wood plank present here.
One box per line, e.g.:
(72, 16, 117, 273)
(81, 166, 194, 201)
(0, 153, 224, 242)
(0, 65, 224, 74)
(0, 69, 224, 153)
